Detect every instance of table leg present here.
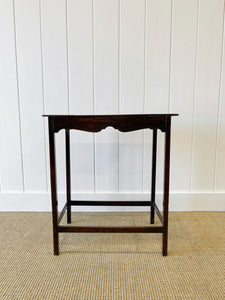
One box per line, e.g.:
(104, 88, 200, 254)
(162, 117, 171, 256)
(66, 129, 71, 224)
(48, 118, 59, 255)
(151, 129, 157, 224)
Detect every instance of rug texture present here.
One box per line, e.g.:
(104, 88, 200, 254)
(0, 212, 224, 299)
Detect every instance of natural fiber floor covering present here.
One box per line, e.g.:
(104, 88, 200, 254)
(0, 212, 224, 299)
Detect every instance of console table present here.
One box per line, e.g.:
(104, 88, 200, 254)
(43, 114, 178, 256)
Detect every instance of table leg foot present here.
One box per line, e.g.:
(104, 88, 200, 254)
(67, 208, 71, 224)
(150, 208, 155, 224)
(162, 232, 168, 256)
(53, 231, 59, 255)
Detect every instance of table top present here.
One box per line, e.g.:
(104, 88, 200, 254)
(43, 114, 178, 118)
(45, 114, 178, 133)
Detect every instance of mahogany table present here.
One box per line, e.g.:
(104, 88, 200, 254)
(43, 114, 178, 256)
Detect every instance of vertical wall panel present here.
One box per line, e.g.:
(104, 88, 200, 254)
(40, 0, 68, 192)
(0, 0, 23, 191)
(1, 0, 225, 205)
(94, 0, 119, 192)
(143, 0, 172, 192)
(191, 0, 224, 191)
(14, 0, 46, 191)
(119, 0, 145, 192)
(170, 0, 198, 191)
(215, 10, 225, 191)
(67, 0, 94, 192)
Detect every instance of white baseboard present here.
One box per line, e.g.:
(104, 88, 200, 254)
(0, 192, 225, 212)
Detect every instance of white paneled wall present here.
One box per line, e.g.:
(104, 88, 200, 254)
(0, 0, 225, 211)
(67, 0, 94, 193)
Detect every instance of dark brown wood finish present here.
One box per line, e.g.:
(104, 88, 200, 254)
(150, 129, 157, 224)
(48, 118, 59, 255)
(43, 114, 178, 133)
(162, 116, 171, 256)
(44, 114, 178, 256)
(58, 226, 164, 233)
(69, 200, 151, 206)
(65, 129, 71, 224)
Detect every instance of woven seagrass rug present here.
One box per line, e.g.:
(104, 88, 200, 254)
(0, 212, 224, 299)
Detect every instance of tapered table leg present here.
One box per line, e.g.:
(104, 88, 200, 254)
(66, 129, 71, 224)
(151, 129, 157, 224)
(48, 118, 59, 255)
(162, 117, 171, 256)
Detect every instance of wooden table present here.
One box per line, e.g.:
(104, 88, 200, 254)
(43, 114, 178, 256)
